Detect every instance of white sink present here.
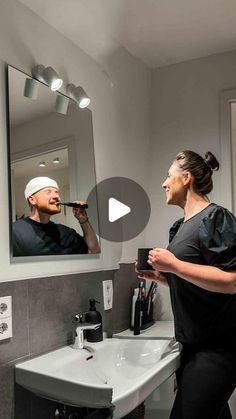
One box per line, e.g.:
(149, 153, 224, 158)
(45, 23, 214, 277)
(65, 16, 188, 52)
(15, 337, 180, 418)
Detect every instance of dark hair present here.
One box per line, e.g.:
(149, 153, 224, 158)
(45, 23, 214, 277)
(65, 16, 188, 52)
(175, 150, 219, 195)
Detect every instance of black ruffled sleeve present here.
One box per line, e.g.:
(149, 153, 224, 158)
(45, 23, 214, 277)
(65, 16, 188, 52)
(199, 206, 236, 270)
(169, 218, 184, 243)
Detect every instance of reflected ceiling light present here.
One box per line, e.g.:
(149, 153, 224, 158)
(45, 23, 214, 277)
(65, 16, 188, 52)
(67, 83, 90, 108)
(32, 64, 63, 91)
(39, 161, 46, 167)
(53, 157, 60, 164)
(24, 78, 39, 100)
(55, 94, 70, 115)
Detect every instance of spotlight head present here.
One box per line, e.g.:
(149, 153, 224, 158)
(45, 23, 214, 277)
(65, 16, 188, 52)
(24, 78, 39, 100)
(67, 83, 90, 108)
(32, 64, 63, 91)
(75, 86, 90, 108)
(55, 94, 70, 115)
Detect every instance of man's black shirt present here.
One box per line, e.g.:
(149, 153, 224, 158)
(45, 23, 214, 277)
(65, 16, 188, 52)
(13, 217, 88, 256)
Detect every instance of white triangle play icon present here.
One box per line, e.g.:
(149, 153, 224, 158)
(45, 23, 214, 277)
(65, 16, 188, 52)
(108, 197, 131, 222)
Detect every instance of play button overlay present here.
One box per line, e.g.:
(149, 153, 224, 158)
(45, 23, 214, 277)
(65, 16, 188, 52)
(108, 198, 131, 222)
(87, 177, 151, 242)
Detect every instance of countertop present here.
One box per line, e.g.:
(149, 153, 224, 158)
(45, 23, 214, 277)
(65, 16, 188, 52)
(113, 320, 175, 340)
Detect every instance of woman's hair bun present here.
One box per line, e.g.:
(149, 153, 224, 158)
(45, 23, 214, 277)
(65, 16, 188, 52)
(204, 151, 220, 171)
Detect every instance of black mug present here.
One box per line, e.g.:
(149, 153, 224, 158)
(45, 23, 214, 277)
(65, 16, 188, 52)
(137, 248, 154, 271)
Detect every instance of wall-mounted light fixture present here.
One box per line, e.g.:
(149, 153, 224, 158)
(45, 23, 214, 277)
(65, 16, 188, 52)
(32, 65, 63, 91)
(53, 157, 60, 164)
(67, 84, 90, 108)
(28, 65, 90, 110)
(39, 161, 46, 167)
(24, 78, 39, 100)
(55, 94, 70, 115)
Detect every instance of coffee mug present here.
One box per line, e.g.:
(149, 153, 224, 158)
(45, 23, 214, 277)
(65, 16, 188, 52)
(137, 248, 154, 270)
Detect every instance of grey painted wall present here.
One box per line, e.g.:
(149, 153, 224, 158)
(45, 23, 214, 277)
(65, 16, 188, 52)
(147, 48, 236, 416)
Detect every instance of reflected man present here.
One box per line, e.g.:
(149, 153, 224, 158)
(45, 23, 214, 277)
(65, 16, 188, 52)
(12, 177, 100, 256)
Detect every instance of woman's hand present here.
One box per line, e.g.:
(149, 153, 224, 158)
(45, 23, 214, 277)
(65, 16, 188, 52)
(134, 261, 168, 285)
(148, 248, 178, 273)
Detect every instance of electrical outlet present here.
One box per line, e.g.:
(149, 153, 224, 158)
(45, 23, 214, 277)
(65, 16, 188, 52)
(0, 297, 13, 341)
(102, 280, 113, 310)
(0, 296, 12, 319)
(0, 317, 12, 340)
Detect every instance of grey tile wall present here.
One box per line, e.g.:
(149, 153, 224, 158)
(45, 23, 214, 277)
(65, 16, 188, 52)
(112, 263, 139, 334)
(0, 280, 29, 366)
(0, 263, 138, 419)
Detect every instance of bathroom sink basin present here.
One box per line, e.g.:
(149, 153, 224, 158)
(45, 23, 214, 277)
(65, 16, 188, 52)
(15, 337, 180, 418)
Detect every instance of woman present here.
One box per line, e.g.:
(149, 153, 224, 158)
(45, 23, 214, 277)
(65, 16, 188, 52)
(138, 150, 236, 419)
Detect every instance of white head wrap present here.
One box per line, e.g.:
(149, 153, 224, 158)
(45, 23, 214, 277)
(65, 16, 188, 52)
(24, 177, 59, 200)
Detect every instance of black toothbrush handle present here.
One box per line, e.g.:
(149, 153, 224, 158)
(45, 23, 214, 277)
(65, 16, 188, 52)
(59, 202, 88, 208)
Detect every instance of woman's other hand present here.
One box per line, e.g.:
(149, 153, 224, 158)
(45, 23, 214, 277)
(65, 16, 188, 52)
(134, 261, 167, 285)
(148, 248, 177, 273)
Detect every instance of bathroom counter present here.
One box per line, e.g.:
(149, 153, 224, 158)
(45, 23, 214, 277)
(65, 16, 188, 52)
(113, 320, 175, 340)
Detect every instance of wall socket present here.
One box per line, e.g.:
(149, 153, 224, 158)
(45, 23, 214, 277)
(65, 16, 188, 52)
(0, 317, 12, 340)
(102, 280, 113, 310)
(0, 296, 12, 340)
(0, 296, 12, 319)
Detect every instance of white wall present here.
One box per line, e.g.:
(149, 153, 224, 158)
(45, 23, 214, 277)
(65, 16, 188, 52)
(231, 102, 236, 212)
(0, 0, 151, 281)
(147, 50, 236, 248)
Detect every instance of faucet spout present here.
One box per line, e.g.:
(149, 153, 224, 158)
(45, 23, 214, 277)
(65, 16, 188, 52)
(73, 322, 101, 349)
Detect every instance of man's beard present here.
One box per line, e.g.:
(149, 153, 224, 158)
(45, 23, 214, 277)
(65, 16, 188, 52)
(37, 203, 61, 215)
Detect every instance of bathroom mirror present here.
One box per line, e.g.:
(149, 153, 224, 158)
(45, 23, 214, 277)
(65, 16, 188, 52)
(7, 65, 100, 259)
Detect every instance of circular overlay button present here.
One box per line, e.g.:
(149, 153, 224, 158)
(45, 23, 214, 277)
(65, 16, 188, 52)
(87, 177, 151, 242)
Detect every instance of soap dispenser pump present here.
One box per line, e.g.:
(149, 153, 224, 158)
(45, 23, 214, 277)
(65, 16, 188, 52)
(85, 299, 103, 342)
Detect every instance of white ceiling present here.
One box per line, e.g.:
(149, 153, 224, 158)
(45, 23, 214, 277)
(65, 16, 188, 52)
(19, 0, 236, 68)
(12, 148, 68, 178)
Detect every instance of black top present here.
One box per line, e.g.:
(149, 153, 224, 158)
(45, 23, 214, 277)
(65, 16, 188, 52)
(12, 217, 88, 256)
(167, 203, 236, 347)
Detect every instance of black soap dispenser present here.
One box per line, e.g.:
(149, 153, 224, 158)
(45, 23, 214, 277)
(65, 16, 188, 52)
(85, 299, 103, 342)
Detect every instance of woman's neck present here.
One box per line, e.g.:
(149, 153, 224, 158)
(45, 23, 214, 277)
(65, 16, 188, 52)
(183, 194, 210, 222)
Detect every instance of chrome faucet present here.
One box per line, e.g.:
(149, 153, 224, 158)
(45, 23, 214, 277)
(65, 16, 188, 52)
(73, 312, 101, 349)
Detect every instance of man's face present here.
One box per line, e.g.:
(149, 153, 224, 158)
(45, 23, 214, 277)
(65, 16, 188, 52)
(28, 187, 61, 215)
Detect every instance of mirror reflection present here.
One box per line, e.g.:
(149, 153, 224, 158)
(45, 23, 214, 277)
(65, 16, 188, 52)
(7, 65, 100, 258)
